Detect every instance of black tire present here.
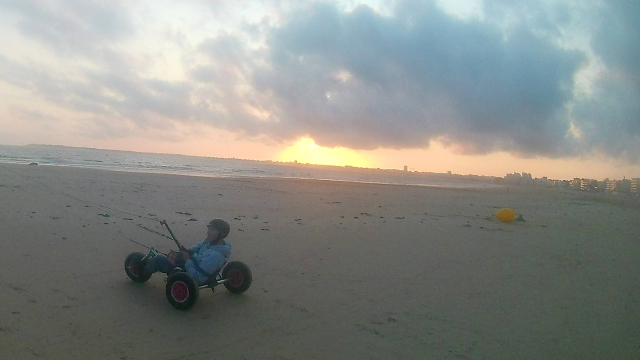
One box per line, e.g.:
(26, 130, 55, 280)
(124, 252, 152, 283)
(166, 272, 199, 310)
(222, 261, 252, 294)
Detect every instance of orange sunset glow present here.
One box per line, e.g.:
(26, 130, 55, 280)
(278, 138, 371, 168)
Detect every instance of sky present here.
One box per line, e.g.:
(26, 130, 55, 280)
(0, 0, 638, 180)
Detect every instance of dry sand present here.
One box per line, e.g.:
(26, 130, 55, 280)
(1, 163, 639, 359)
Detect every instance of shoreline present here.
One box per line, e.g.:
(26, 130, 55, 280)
(6, 162, 638, 210)
(1, 161, 504, 191)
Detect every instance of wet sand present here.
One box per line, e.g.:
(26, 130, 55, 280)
(1, 163, 639, 359)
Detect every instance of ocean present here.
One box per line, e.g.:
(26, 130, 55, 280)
(0, 144, 499, 188)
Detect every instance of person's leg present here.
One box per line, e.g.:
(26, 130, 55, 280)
(145, 255, 174, 274)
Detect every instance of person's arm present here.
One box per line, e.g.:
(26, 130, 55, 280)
(197, 251, 225, 275)
(179, 250, 191, 262)
(178, 241, 204, 266)
(184, 259, 206, 284)
(186, 241, 204, 255)
(185, 250, 225, 284)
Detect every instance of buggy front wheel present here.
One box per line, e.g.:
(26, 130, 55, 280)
(166, 272, 199, 310)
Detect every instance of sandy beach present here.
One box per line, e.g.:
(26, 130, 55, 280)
(1, 163, 638, 359)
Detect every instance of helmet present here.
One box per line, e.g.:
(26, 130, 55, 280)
(207, 219, 230, 238)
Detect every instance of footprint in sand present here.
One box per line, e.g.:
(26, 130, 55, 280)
(9, 285, 27, 293)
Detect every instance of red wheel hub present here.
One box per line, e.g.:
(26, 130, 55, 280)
(171, 281, 189, 302)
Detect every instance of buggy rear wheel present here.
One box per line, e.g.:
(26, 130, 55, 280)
(222, 261, 252, 294)
(124, 252, 152, 283)
(166, 272, 199, 310)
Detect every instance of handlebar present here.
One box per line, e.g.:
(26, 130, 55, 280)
(160, 220, 183, 249)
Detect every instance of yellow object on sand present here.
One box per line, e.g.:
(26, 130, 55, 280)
(495, 208, 516, 222)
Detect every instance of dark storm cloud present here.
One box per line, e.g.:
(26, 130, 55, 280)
(2, 0, 638, 162)
(590, 0, 640, 76)
(572, 0, 640, 162)
(246, 1, 585, 155)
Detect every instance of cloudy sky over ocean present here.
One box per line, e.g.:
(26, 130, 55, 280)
(0, 0, 638, 179)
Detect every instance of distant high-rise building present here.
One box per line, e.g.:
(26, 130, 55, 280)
(631, 178, 639, 193)
(571, 178, 582, 190)
(580, 179, 589, 190)
(404, 165, 408, 172)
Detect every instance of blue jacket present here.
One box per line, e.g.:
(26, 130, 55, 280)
(185, 240, 232, 284)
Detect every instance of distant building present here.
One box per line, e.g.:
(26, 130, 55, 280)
(403, 165, 408, 172)
(534, 177, 553, 187)
(598, 179, 608, 191)
(606, 179, 617, 192)
(571, 178, 582, 190)
(632, 178, 639, 193)
(617, 178, 632, 193)
(578, 179, 598, 191)
(505, 172, 520, 184)
(580, 179, 589, 190)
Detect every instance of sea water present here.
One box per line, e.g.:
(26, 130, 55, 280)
(0, 144, 499, 188)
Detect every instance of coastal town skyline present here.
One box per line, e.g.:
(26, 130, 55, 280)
(1, 143, 637, 184)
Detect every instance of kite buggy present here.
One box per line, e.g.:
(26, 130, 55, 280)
(124, 220, 252, 310)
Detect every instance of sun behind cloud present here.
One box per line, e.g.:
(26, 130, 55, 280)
(278, 138, 370, 168)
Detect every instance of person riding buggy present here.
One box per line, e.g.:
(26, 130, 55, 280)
(145, 219, 232, 282)
(125, 218, 251, 310)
